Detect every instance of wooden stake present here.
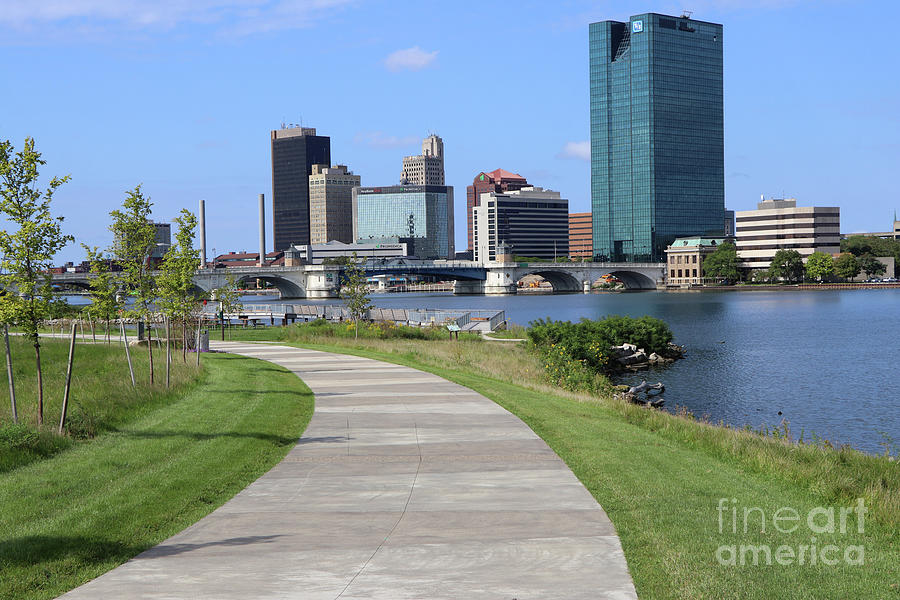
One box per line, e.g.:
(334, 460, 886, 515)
(165, 317, 170, 389)
(80, 318, 86, 342)
(196, 321, 201, 367)
(58, 323, 77, 434)
(121, 321, 135, 388)
(4, 325, 17, 425)
(89, 315, 96, 342)
(147, 320, 154, 385)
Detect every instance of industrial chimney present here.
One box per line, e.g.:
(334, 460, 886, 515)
(259, 194, 266, 267)
(199, 199, 207, 268)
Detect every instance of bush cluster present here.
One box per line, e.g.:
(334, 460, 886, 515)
(528, 315, 673, 372)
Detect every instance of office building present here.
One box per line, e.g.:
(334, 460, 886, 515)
(271, 126, 331, 251)
(472, 187, 569, 263)
(401, 134, 444, 186)
(735, 198, 840, 269)
(151, 222, 171, 259)
(352, 185, 454, 260)
(725, 210, 735, 237)
(569, 213, 593, 259)
(309, 164, 360, 244)
(284, 240, 408, 265)
(590, 13, 725, 262)
(665, 237, 727, 286)
(466, 169, 530, 251)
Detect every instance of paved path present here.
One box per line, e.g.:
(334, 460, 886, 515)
(61, 342, 636, 599)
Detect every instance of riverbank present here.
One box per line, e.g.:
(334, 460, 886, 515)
(0, 348, 314, 600)
(231, 325, 898, 598)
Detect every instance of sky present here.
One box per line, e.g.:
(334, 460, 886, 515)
(1, 0, 898, 263)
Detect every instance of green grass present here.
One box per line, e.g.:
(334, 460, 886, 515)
(0, 351, 314, 600)
(483, 324, 527, 339)
(0, 336, 202, 471)
(246, 330, 899, 599)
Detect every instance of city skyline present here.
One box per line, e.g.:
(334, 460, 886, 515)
(1, 1, 898, 263)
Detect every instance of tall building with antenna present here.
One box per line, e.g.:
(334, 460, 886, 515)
(590, 12, 725, 261)
(271, 125, 331, 250)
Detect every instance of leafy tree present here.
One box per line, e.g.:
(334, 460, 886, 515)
(841, 235, 900, 265)
(0, 137, 73, 426)
(82, 245, 122, 343)
(340, 253, 372, 340)
(701, 242, 739, 283)
(156, 209, 200, 362)
(834, 253, 861, 280)
(804, 251, 834, 282)
(858, 255, 887, 278)
(109, 185, 157, 382)
(322, 256, 352, 266)
(212, 273, 243, 341)
(768, 249, 804, 283)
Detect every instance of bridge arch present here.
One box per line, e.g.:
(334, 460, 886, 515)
(233, 274, 305, 299)
(516, 269, 583, 293)
(604, 270, 657, 290)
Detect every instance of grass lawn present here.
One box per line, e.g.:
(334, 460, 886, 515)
(0, 349, 314, 600)
(242, 325, 898, 600)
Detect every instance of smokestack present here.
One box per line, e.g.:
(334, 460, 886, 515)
(199, 199, 207, 268)
(259, 193, 266, 267)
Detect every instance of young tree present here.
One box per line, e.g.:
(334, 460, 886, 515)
(156, 209, 200, 362)
(858, 255, 887, 279)
(212, 273, 243, 341)
(768, 249, 804, 283)
(340, 253, 372, 340)
(804, 251, 834, 283)
(0, 137, 73, 426)
(82, 245, 122, 343)
(700, 242, 739, 283)
(109, 185, 157, 382)
(834, 253, 861, 281)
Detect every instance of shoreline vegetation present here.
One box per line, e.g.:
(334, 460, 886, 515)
(227, 319, 899, 598)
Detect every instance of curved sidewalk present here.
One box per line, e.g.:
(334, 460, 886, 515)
(61, 341, 636, 599)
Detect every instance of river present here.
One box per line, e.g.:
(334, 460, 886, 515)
(246, 288, 899, 455)
(67, 288, 900, 455)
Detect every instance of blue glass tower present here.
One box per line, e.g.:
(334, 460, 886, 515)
(590, 13, 724, 262)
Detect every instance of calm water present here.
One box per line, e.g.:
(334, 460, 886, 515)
(248, 289, 899, 454)
(67, 289, 899, 454)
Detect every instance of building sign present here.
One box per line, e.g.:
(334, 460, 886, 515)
(632, 20, 643, 33)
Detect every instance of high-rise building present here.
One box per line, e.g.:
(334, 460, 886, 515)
(271, 126, 331, 251)
(590, 13, 724, 262)
(308, 164, 360, 244)
(569, 213, 593, 259)
(725, 210, 736, 237)
(401, 134, 444, 186)
(735, 198, 840, 269)
(466, 169, 529, 251)
(472, 187, 569, 263)
(151, 222, 171, 259)
(352, 185, 454, 259)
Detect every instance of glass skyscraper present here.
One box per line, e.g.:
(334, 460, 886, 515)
(352, 185, 455, 260)
(590, 13, 724, 262)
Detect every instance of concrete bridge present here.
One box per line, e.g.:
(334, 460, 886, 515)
(48, 260, 665, 298)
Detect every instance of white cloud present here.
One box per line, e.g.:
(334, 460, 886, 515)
(384, 46, 438, 72)
(557, 141, 590, 161)
(353, 131, 418, 149)
(0, 0, 353, 36)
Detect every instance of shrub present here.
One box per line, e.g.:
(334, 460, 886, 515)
(528, 314, 673, 373)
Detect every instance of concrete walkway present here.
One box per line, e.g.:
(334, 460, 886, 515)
(61, 342, 636, 600)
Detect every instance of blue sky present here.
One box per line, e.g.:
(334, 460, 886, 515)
(2, 0, 898, 262)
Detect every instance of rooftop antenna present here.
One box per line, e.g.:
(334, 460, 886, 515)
(681, 9, 693, 18)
